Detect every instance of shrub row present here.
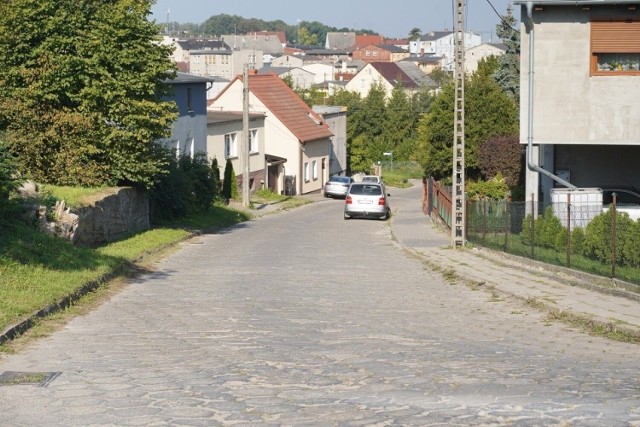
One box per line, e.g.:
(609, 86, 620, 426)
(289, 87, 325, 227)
(521, 206, 640, 267)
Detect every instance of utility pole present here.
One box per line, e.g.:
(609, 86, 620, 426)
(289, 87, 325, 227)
(452, 0, 466, 248)
(242, 64, 250, 208)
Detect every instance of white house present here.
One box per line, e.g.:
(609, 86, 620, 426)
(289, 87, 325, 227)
(313, 106, 348, 176)
(206, 111, 267, 192)
(209, 72, 333, 195)
(410, 30, 482, 70)
(515, 0, 640, 211)
(302, 63, 336, 85)
(465, 43, 507, 74)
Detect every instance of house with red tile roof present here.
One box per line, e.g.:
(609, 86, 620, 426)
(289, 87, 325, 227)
(355, 34, 385, 49)
(208, 72, 334, 195)
(344, 62, 435, 98)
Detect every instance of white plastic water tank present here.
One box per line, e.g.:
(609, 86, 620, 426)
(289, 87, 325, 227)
(551, 188, 603, 229)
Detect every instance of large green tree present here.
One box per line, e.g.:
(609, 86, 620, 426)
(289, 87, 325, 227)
(379, 84, 416, 162)
(417, 71, 518, 181)
(0, 0, 177, 188)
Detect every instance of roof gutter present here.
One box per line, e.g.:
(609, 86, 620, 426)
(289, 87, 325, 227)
(524, 1, 578, 190)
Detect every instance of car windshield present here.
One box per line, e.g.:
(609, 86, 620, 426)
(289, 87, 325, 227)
(330, 176, 350, 183)
(362, 176, 379, 182)
(349, 184, 382, 196)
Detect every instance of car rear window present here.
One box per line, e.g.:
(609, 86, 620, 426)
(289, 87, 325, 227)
(331, 176, 350, 183)
(349, 184, 382, 195)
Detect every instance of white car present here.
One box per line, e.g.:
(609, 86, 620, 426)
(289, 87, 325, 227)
(323, 175, 354, 198)
(360, 175, 382, 184)
(344, 183, 390, 220)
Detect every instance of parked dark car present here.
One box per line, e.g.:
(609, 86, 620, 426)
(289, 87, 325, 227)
(324, 175, 353, 198)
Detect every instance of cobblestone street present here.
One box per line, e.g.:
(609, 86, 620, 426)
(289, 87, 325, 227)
(0, 186, 638, 426)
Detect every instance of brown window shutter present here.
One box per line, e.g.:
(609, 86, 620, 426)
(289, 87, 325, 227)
(591, 21, 640, 53)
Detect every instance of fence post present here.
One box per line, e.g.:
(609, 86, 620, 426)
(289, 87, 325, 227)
(611, 192, 617, 278)
(504, 199, 510, 252)
(566, 192, 571, 268)
(482, 198, 487, 244)
(530, 193, 535, 259)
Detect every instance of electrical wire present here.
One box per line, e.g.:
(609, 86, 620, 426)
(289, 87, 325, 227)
(485, 0, 519, 32)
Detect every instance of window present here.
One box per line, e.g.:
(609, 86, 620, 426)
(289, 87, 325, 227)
(224, 133, 238, 158)
(591, 20, 640, 76)
(249, 129, 258, 153)
(188, 138, 194, 159)
(312, 160, 318, 180)
(304, 162, 310, 182)
(187, 87, 193, 112)
(175, 139, 181, 158)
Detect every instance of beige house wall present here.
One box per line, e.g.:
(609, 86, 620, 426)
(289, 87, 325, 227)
(206, 119, 266, 181)
(465, 44, 505, 74)
(520, 6, 640, 146)
(210, 80, 330, 195)
(519, 4, 640, 206)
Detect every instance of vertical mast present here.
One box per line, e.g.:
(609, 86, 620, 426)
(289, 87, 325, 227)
(452, 0, 466, 248)
(242, 65, 250, 208)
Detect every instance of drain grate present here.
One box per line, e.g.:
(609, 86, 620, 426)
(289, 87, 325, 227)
(0, 371, 61, 387)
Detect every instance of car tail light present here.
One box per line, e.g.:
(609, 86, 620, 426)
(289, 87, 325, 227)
(378, 197, 385, 205)
(346, 196, 352, 204)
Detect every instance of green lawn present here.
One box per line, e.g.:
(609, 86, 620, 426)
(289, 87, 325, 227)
(0, 204, 251, 333)
(468, 232, 640, 286)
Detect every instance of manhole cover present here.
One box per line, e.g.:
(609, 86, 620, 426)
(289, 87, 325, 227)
(0, 371, 61, 387)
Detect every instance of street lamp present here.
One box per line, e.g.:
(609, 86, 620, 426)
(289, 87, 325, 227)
(383, 151, 393, 171)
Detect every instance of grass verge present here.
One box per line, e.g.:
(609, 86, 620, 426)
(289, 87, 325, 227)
(0, 203, 251, 348)
(468, 232, 640, 287)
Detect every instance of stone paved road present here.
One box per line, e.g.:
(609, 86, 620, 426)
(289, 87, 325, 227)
(0, 189, 639, 426)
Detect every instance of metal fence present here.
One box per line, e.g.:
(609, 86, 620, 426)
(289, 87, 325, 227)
(424, 178, 640, 286)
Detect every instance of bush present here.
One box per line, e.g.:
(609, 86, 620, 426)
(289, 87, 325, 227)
(0, 138, 21, 220)
(537, 206, 564, 249)
(518, 204, 640, 268)
(571, 227, 585, 255)
(554, 227, 567, 251)
(622, 220, 640, 267)
(466, 173, 510, 200)
(581, 207, 639, 266)
(520, 213, 534, 246)
(520, 207, 564, 249)
(222, 159, 238, 201)
(149, 151, 218, 223)
(210, 157, 221, 202)
(478, 135, 523, 188)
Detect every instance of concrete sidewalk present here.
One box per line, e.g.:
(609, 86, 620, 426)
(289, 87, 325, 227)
(388, 180, 640, 340)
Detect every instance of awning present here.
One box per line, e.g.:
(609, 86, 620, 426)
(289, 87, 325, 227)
(265, 154, 287, 165)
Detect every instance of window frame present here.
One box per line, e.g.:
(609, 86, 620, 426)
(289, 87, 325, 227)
(591, 19, 640, 76)
(249, 129, 258, 154)
(224, 133, 238, 159)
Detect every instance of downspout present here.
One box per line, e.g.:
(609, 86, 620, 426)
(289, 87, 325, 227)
(525, 2, 577, 190)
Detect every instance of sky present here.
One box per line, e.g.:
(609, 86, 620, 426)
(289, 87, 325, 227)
(149, 0, 519, 42)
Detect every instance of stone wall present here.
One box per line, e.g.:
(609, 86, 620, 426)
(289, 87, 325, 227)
(72, 187, 150, 247)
